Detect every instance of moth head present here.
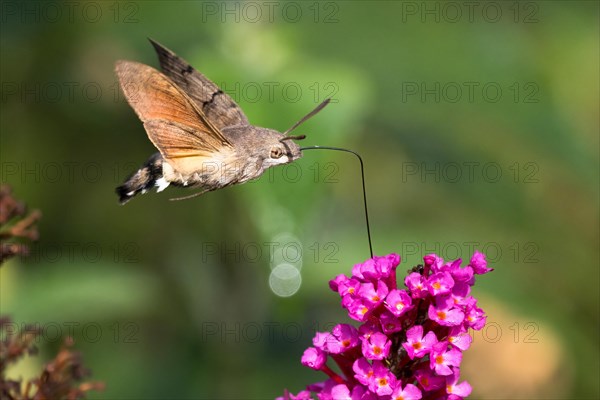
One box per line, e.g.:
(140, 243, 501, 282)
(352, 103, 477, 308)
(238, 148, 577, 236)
(260, 130, 304, 167)
(263, 98, 331, 167)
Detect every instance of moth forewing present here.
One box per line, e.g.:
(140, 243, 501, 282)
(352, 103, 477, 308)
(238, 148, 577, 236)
(148, 38, 250, 129)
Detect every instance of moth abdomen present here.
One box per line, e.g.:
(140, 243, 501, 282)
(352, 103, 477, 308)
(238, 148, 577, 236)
(116, 152, 164, 205)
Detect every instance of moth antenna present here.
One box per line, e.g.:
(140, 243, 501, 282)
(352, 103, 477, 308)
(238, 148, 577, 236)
(300, 146, 374, 258)
(280, 135, 306, 142)
(283, 98, 331, 136)
(169, 188, 210, 201)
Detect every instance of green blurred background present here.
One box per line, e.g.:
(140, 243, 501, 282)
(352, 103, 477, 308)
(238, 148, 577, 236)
(1, 1, 598, 398)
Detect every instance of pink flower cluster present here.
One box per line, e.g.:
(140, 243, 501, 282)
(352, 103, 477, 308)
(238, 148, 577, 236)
(280, 252, 493, 400)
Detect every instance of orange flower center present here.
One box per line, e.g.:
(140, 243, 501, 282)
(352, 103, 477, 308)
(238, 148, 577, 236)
(342, 339, 351, 348)
(373, 346, 382, 355)
(412, 342, 422, 350)
(437, 311, 447, 320)
(432, 282, 441, 290)
(435, 355, 444, 364)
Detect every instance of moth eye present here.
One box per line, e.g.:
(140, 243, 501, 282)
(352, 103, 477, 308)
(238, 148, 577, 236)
(270, 147, 284, 159)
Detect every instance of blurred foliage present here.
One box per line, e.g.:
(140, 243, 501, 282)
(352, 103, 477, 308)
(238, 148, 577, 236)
(0, 1, 598, 399)
(0, 317, 105, 399)
(0, 185, 41, 263)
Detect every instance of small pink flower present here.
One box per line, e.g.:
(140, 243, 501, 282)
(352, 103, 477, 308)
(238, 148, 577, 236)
(464, 302, 486, 330)
(330, 384, 368, 400)
(469, 250, 493, 274)
(353, 357, 374, 385)
(341, 293, 355, 309)
(311, 379, 336, 398)
(430, 342, 462, 376)
(449, 261, 474, 285)
(329, 274, 348, 292)
(441, 258, 462, 273)
(337, 277, 361, 298)
(358, 281, 389, 307)
(293, 391, 311, 400)
(362, 332, 391, 360)
(448, 326, 472, 351)
(390, 383, 422, 400)
(312, 332, 330, 350)
(347, 298, 371, 322)
(404, 272, 429, 298)
(376, 253, 401, 278)
(450, 283, 471, 306)
(427, 272, 454, 296)
(325, 324, 359, 354)
(349, 385, 368, 400)
(446, 368, 472, 398)
(380, 310, 403, 334)
(368, 361, 397, 396)
(384, 289, 413, 317)
(414, 368, 445, 391)
(423, 254, 443, 271)
(352, 258, 377, 281)
(330, 384, 351, 400)
(402, 325, 438, 359)
(428, 301, 465, 327)
(353, 254, 400, 282)
(358, 321, 380, 340)
(301, 347, 326, 370)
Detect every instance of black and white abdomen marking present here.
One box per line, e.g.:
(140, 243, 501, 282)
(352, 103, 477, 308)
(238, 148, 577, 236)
(116, 152, 164, 204)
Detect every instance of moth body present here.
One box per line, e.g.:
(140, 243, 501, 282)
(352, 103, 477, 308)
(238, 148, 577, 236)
(115, 39, 326, 204)
(117, 125, 302, 204)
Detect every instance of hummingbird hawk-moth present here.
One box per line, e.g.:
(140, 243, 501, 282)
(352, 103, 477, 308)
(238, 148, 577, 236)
(115, 39, 330, 204)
